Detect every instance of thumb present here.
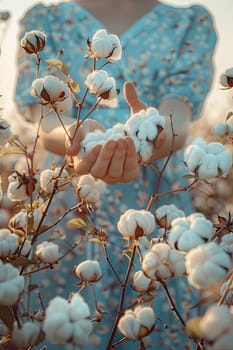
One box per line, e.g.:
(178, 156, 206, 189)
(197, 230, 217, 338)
(123, 81, 147, 114)
(65, 122, 86, 156)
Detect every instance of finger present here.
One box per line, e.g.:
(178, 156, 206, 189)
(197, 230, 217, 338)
(122, 137, 140, 182)
(90, 140, 117, 178)
(75, 144, 101, 174)
(66, 123, 87, 156)
(123, 81, 147, 114)
(107, 138, 127, 178)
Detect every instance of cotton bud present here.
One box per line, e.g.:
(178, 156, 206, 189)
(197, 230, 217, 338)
(184, 138, 233, 179)
(87, 29, 122, 62)
(31, 75, 73, 112)
(142, 242, 186, 280)
(118, 305, 155, 340)
(43, 293, 93, 346)
(75, 174, 106, 207)
(40, 167, 69, 194)
(21, 30, 47, 54)
(199, 305, 233, 350)
(36, 241, 61, 264)
(73, 260, 102, 283)
(0, 262, 24, 305)
(220, 232, 233, 254)
(155, 204, 185, 228)
(0, 118, 12, 146)
(117, 209, 155, 240)
(219, 67, 233, 88)
(168, 212, 213, 251)
(12, 321, 42, 349)
(8, 209, 42, 235)
(131, 270, 158, 293)
(185, 242, 232, 289)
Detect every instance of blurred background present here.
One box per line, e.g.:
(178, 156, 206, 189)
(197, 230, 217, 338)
(0, 0, 233, 123)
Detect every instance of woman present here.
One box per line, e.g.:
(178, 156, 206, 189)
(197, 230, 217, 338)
(14, 0, 216, 349)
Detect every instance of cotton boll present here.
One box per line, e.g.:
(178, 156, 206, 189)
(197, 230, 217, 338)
(118, 306, 155, 340)
(131, 270, 156, 293)
(199, 305, 233, 341)
(198, 153, 219, 179)
(155, 204, 185, 228)
(40, 167, 69, 193)
(0, 228, 18, 258)
(12, 321, 41, 349)
(185, 242, 232, 289)
(220, 232, 233, 253)
(73, 260, 102, 283)
(43, 313, 72, 344)
(36, 241, 61, 264)
(134, 306, 155, 333)
(72, 319, 93, 345)
(69, 294, 91, 321)
(88, 29, 122, 62)
(117, 209, 156, 240)
(217, 151, 232, 175)
(0, 262, 24, 305)
(207, 142, 225, 154)
(117, 311, 141, 340)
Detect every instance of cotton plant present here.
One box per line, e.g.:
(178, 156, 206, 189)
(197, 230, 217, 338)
(184, 137, 233, 179)
(1, 23, 233, 350)
(43, 293, 93, 348)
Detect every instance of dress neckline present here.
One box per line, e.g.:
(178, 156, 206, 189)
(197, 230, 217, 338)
(68, 1, 166, 40)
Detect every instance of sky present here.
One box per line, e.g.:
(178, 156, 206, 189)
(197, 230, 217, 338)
(0, 0, 233, 122)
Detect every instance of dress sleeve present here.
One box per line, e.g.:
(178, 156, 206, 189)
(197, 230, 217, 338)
(159, 5, 217, 120)
(14, 3, 58, 114)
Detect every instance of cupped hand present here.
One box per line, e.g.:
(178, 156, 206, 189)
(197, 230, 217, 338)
(74, 136, 140, 184)
(66, 81, 160, 183)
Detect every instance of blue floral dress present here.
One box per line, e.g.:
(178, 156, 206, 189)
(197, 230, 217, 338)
(15, 2, 216, 349)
